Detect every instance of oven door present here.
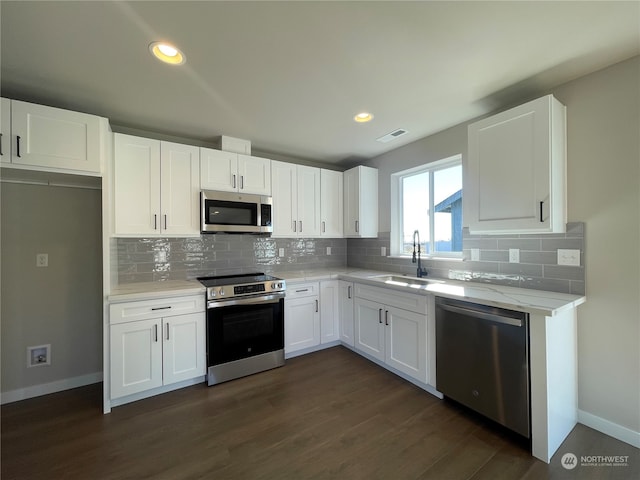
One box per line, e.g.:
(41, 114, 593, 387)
(207, 293, 284, 366)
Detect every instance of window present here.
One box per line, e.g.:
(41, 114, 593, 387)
(391, 155, 463, 257)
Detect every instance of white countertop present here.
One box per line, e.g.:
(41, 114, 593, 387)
(108, 280, 205, 303)
(281, 268, 585, 316)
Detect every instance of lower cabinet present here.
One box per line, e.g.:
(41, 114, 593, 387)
(320, 280, 340, 344)
(353, 284, 428, 384)
(109, 295, 206, 400)
(338, 280, 355, 346)
(284, 282, 320, 354)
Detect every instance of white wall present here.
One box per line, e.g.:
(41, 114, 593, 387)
(368, 56, 640, 439)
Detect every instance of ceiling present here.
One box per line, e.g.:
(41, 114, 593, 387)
(1, 1, 639, 166)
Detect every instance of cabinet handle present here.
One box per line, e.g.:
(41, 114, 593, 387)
(166, 323, 170, 341)
(0, 133, 3, 156)
(322, 221, 325, 233)
(315, 299, 319, 313)
(348, 285, 352, 299)
(293, 221, 297, 232)
(385, 310, 389, 326)
(378, 308, 383, 324)
(16, 135, 21, 157)
(151, 306, 171, 311)
(164, 214, 167, 230)
(240, 176, 244, 189)
(232, 174, 236, 189)
(355, 220, 359, 233)
(154, 214, 158, 230)
(539, 201, 544, 222)
(296, 288, 309, 293)
(154, 324, 158, 342)
(299, 221, 302, 233)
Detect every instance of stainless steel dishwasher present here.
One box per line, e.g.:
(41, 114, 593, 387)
(435, 296, 530, 438)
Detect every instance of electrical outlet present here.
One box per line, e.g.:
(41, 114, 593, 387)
(381, 246, 386, 257)
(470, 248, 480, 261)
(36, 253, 48, 267)
(509, 249, 520, 263)
(558, 249, 580, 266)
(278, 248, 284, 257)
(326, 246, 332, 255)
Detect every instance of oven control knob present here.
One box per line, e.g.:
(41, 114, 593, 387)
(210, 290, 216, 297)
(218, 288, 225, 296)
(271, 283, 276, 289)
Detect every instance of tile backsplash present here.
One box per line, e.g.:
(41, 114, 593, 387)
(116, 223, 585, 295)
(347, 223, 585, 295)
(116, 235, 347, 283)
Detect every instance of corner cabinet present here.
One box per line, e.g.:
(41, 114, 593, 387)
(271, 161, 321, 237)
(200, 147, 271, 195)
(109, 294, 206, 400)
(466, 94, 566, 234)
(0, 98, 106, 175)
(113, 134, 200, 237)
(353, 284, 428, 384)
(338, 280, 355, 346)
(320, 169, 344, 237)
(344, 165, 378, 238)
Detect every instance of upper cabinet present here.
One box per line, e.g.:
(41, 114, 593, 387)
(0, 98, 106, 175)
(200, 147, 271, 195)
(466, 94, 566, 234)
(271, 161, 321, 237)
(320, 169, 344, 237)
(113, 134, 200, 237)
(344, 165, 378, 238)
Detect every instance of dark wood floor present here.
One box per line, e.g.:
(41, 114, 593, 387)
(2, 347, 638, 479)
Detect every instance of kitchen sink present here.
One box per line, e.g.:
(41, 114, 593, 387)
(371, 275, 442, 288)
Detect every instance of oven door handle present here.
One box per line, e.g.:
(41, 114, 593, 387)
(207, 293, 285, 309)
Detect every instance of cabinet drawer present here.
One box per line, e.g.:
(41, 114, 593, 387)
(286, 282, 320, 299)
(110, 295, 205, 325)
(354, 283, 427, 314)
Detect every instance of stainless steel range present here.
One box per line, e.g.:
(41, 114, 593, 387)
(197, 273, 286, 386)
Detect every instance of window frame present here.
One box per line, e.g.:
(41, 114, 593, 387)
(390, 154, 463, 259)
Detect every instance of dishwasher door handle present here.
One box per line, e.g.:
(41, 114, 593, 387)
(438, 303, 523, 327)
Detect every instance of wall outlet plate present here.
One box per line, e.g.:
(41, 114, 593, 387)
(381, 246, 386, 257)
(278, 248, 284, 257)
(470, 248, 480, 261)
(509, 249, 520, 263)
(558, 249, 580, 266)
(36, 253, 48, 267)
(326, 246, 332, 255)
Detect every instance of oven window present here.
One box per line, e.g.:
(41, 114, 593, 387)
(205, 200, 257, 226)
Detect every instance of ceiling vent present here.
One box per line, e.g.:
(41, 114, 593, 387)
(376, 128, 408, 143)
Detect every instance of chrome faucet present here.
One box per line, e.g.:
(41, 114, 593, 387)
(412, 230, 428, 278)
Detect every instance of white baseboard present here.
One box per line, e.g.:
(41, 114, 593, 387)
(578, 409, 640, 449)
(0, 372, 103, 405)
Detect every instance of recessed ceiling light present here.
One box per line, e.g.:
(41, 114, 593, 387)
(354, 112, 374, 123)
(149, 41, 186, 65)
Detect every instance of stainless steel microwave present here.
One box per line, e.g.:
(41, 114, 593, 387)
(201, 190, 273, 234)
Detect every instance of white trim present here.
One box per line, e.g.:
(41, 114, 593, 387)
(578, 409, 640, 449)
(109, 376, 205, 409)
(0, 372, 103, 405)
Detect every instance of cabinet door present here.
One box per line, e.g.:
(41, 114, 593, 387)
(162, 313, 206, 385)
(160, 141, 200, 236)
(238, 154, 271, 195)
(297, 165, 321, 237)
(110, 319, 163, 399)
(271, 160, 297, 237)
(285, 296, 320, 354)
(0, 98, 10, 164)
(467, 95, 565, 234)
(320, 169, 343, 237)
(338, 281, 355, 346)
(385, 306, 427, 383)
(343, 167, 359, 236)
(320, 280, 340, 344)
(114, 134, 161, 235)
(10, 100, 102, 173)
(200, 148, 238, 192)
(354, 297, 385, 361)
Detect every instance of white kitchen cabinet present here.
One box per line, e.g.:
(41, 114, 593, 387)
(200, 147, 271, 195)
(338, 281, 355, 346)
(320, 169, 344, 237)
(320, 280, 340, 344)
(353, 284, 427, 384)
(344, 165, 378, 238)
(284, 282, 320, 354)
(466, 94, 566, 234)
(109, 295, 205, 400)
(0, 98, 105, 174)
(0, 98, 10, 164)
(114, 134, 200, 236)
(271, 160, 321, 237)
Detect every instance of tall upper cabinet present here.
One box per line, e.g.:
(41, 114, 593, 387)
(466, 94, 566, 234)
(200, 147, 271, 195)
(344, 165, 378, 238)
(320, 169, 343, 237)
(1, 98, 106, 175)
(113, 134, 200, 237)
